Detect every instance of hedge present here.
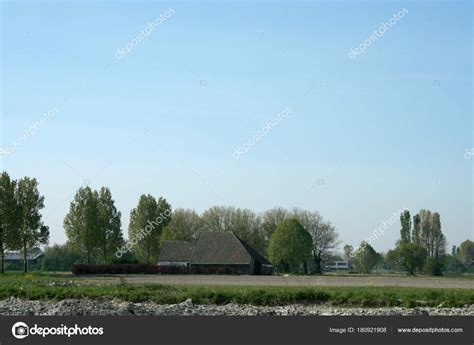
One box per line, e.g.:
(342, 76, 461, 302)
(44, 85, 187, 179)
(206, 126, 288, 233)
(72, 264, 241, 275)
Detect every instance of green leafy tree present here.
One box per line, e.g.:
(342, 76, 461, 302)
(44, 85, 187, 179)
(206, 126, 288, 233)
(201, 206, 232, 231)
(291, 208, 339, 274)
(458, 240, 474, 269)
(412, 213, 421, 244)
(161, 208, 203, 242)
(40, 243, 83, 271)
(419, 210, 446, 275)
(449, 245, 460, 272)
(201, 206, 265, 253)
(400, 210, 411, 244)
(387, 242, 427, 275)
(97, 187, 123, 263)
(343, 244, 354, 266)
(229, 208, 265, 253)
(354, 241, 379, 273)
(14, 177, 49, 272)
(64, 187, 100, 264)
(0, 172, 20, 273)
(261, 207, 288, 250)
(128, 195, 171, 262)
(268, 218, 312, 273)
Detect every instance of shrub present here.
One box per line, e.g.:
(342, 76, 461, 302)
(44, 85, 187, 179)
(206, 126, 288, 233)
(424, 257, 445, 276)
(41, 244, 83, 271)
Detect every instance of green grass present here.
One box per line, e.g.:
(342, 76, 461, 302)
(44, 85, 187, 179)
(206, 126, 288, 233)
(0, 273, 473, 308)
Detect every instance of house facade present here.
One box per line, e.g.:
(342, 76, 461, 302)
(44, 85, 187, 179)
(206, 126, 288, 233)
(157, 232, 273, 275)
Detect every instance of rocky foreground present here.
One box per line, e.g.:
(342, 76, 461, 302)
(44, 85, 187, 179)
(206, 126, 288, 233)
(0, 297, 473, 316)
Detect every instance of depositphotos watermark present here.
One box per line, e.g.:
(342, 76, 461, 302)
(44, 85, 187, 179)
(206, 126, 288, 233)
(115, 209, 172, 258)
(11, 321, 103, 339)
(464, 148, 474, 160)
(233, 107, 292, 158)
(0, 106, 59, 159)
(115, 8, 175, 59)
(350, 206, 407, 257)
(348, 8, 408, 60)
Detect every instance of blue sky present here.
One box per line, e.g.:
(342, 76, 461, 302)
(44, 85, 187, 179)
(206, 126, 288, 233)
(1, 0, 472, 252)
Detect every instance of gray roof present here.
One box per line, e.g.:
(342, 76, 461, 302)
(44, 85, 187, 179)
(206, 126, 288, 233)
(234, 236, 272, 266)
(158, 232, 272, 266)
(158, 241, 193, 262)
(190, 232, 252, 265)
(3, 252, 43, 261)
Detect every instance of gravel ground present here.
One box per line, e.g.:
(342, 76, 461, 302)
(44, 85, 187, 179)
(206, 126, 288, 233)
(1, 297, 473, 316)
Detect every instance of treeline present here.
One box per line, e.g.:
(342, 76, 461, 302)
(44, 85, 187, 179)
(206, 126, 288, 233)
(0, 172, 49, 273)
(2, 172, 473, 276)
(161, 206, 339, 274)
(343, 210, 474, 276)
(62, 184, 339, 273)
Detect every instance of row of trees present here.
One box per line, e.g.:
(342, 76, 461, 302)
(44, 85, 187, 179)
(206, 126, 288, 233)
(0, 172, 49, 273)
(387, 209, 447, 275)
(342, 239, 473, 276)
(62, 187, 339, 272)
(2, 172, 473, 276)
(133, 205, 339, 273)
(341, 209, 473, 276)
(449, 240, 474, 272)
(64, 186, 123, 264)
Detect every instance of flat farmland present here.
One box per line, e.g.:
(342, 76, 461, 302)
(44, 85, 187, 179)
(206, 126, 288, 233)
(79, 274, 474, 289)
(1, 273, 473, 310)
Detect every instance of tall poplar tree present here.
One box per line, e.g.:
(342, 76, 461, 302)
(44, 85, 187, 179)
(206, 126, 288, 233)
(128, 195, 171, 262)
(64, 187, 100, 264)
(97, 187, 123, 263)
(416, 209, 446, 275)
(0, 172, 19, 273)
(15, 177, 49, 272)
(412, 213, 421, 244)
(400, 210, 411, 244)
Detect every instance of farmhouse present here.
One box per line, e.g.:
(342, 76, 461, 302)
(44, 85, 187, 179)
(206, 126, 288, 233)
(158, 232, 273, 275)
(2, 251, 43, 270)
(158, 240, 193, 268)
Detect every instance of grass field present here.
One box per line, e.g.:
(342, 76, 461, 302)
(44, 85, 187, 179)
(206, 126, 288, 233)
(0, 273, 473, 308)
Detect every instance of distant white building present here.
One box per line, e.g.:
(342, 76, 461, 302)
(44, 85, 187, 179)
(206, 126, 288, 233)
(324, 261, 350, 271)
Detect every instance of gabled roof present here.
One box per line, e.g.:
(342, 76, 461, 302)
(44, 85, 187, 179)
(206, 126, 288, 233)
(234, 236, 272, 265)
(190, 232, 252, 265)
(158, 241, 193, 262)
(3, 251, 43, 261)
(158, 232, 273, 266)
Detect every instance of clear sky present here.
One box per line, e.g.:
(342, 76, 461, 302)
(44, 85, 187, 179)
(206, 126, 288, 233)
(1, 0, 472, 252)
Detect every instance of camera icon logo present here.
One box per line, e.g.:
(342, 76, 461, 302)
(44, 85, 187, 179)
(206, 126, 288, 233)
(12, 322, 29, 339)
